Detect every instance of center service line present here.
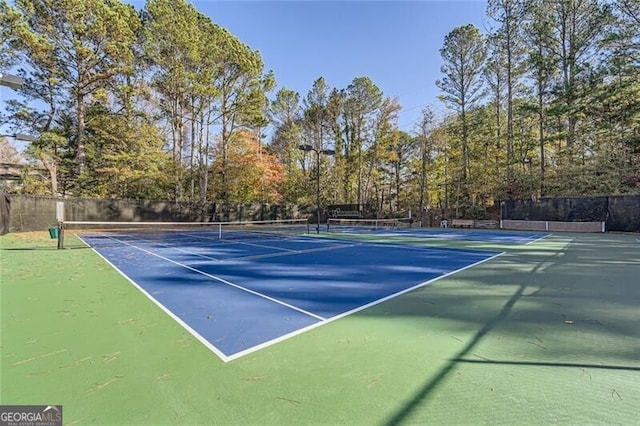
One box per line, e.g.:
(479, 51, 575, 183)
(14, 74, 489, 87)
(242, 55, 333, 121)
(97, 234, 327, 321)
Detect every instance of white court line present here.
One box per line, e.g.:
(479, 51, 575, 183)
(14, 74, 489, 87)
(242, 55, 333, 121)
(88, 231, 356, 263)
(105, 234, 326, 320)
(78, 232, 505, 362)
(76, 234, 231, 362)
(524, 233, 551, 245)
(223, 238, 299, 252)
(104, 234, 226, 262)
(225, 250, 507, 361)
(99, 232, 300, 261)
(77, 233, 328, 363)
(230, 242, 361, 262)
(336, 228, 551, 246)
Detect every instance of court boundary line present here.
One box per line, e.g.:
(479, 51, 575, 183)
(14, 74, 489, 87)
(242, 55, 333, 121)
(100, 234, 327, 321)
(154, 232, 305, 249)
(98, 234, 226, 262)
(77, 234, 327, 362)
(161, 231, 306, 246)
(328, 227, 550, 245)
(225, 250, 506, 361)
(78, 233, 504, 362)
(524, 233, 551, 245)
(228, 242, 361, 262)
(89, 232, 298, 262)
(75, 235, 231, 362)
(79, 231, 359, 263)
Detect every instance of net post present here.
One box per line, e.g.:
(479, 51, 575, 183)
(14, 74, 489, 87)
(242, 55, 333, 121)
(57, 221, 64, 249)
(55, 201, 65, 249)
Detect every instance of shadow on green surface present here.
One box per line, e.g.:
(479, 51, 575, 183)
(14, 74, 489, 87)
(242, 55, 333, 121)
(2, 231, 638, 424)
(453, 358, 640, 372)
(381, 234, 639, 425)
(383, 281, 529, 425)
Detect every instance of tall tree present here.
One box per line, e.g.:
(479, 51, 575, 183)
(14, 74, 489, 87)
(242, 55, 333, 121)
(436, 24, 486, 210)
(547, 0, 612, 152)
(299, 77, 331, 206)
(91, 112, 172, 199)
(523, 0, 557, 196)
(270, 87, 301, 166)
(215, 130, 284, 204)
(362, 96, 400, 212)
(486, 0, 527, 180)
(414, 106, 437, 223)
(143, 0, 203, 201)
(382, 129, 412, 215)
(270, 87, 304, 202)
(211, 28, 272, 205)
(0, 0, 21, 70)
(10, 0, 140, 182)
(340, 77, 382, 206)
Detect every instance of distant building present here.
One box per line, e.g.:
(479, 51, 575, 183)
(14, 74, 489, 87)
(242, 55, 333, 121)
(0, 162, 42, 190)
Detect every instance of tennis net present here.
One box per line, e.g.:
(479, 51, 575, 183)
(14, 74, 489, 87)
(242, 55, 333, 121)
(326, 217, 413, 232)
(57, 218, 310, 248)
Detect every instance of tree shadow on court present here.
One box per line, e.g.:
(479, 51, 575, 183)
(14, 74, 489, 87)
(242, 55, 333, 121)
(381, 280, 527, 425)
(370, 235, 640, 425)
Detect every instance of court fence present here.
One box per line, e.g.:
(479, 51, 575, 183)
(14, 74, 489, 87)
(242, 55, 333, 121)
(6, 195, 312, 233)
(8, 194, 640, 234)
(500, 219, 605, 233)
(501, 195, 640, 232)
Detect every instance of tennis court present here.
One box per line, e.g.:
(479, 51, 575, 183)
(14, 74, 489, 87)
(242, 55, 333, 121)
(2, 226, 639, 425)
(75, 225, 502, 361)
(327, 223, 548, 244)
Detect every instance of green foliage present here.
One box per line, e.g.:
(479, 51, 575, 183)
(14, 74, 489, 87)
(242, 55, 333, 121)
(0, 137, 20, 163)
(89, 112, 173, 199)
(2, 0, 639, 213)
(211, 130, 285, 203)
(0, 0, 22, 69)
(437, 25, 487, 112)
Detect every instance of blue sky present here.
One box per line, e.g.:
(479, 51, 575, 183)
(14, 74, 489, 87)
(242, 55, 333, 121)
(3, 0, 490, 154)
(143, 0, 490, 133)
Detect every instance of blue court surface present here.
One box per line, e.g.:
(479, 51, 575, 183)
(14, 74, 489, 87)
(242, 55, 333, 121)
(80, 232, 503, 361)
(329, 227, 548, 244)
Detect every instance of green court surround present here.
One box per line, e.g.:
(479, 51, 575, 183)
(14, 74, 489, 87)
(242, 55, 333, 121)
(1, 231, 638, 425)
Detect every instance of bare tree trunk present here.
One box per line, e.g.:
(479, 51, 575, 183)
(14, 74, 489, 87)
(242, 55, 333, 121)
(505, 1, 514, 181)
(76, 94, 86, 176)
(538, 90, 546, 197)
(40, 156, 58, 196)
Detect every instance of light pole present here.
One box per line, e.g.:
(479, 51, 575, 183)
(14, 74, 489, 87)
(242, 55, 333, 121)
(0, 73, 23, 90)
(1, 133, 37, 143)
(1, 76, 35, 149)
(299, 144, 335, 233)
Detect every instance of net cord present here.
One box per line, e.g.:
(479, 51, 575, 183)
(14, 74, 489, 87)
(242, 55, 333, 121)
(326, 217, 412, 231)
(57, 219, 310, 249)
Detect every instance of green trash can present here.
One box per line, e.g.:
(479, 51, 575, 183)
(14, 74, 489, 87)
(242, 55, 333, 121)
(48, 226, 59, 239)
